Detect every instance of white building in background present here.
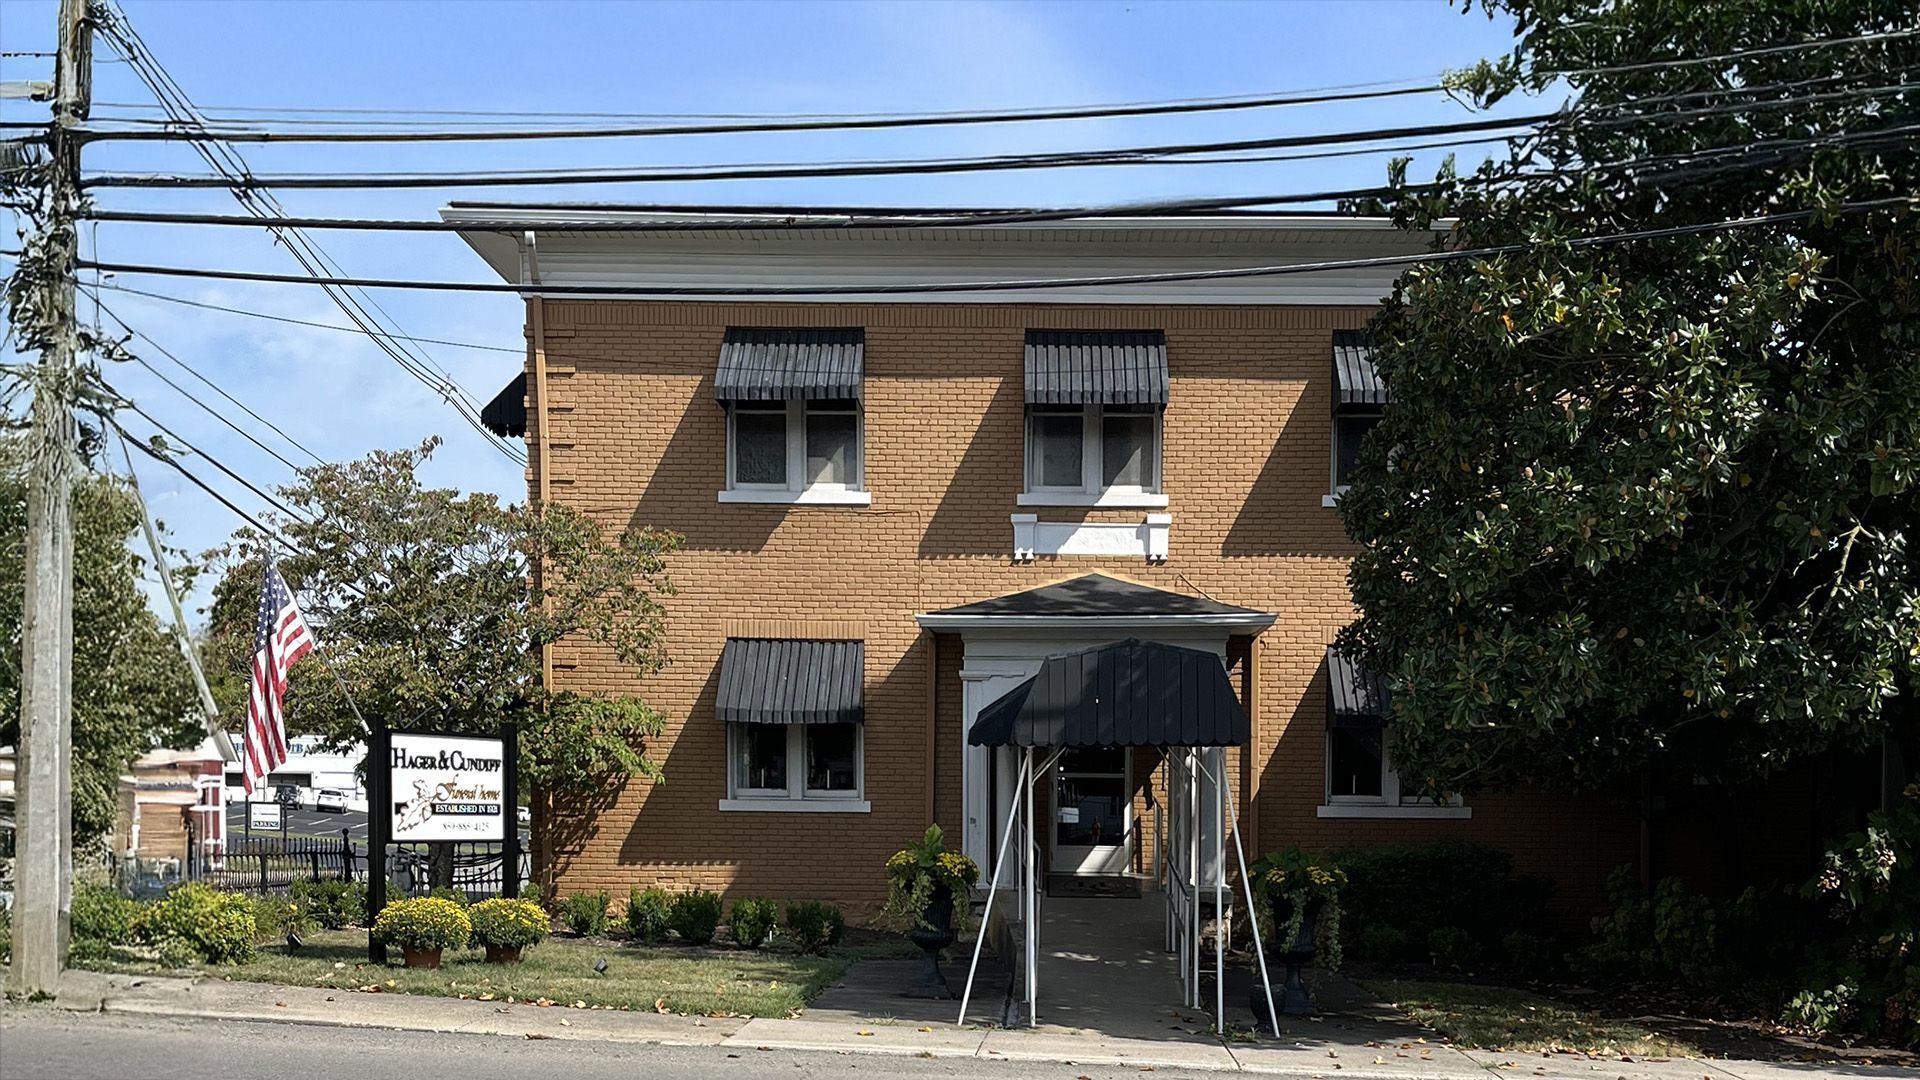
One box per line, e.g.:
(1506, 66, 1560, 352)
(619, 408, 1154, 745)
(223, 735, 368, 812)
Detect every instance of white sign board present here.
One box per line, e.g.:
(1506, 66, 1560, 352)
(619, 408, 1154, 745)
(248, 802, 283, 831)
(389, 732, 507, 842)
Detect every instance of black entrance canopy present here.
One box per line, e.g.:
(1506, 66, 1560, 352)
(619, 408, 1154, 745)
(968, 638, 1247, 748)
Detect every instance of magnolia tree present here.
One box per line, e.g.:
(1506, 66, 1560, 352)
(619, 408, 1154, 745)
(205, 439, 680, 879)
(1340, 0, 1918, 794)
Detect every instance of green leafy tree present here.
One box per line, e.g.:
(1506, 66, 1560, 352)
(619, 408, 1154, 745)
(203, 438, 680, 814)
(1341, 0, 1918, 793)
(0, 442, 203, 842)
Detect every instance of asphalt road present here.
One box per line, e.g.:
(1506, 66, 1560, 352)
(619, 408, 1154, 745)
(0, 1009, 1208, 1080)
(225, 803, 369, 842)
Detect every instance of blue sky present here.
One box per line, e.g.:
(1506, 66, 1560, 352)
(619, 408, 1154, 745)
(1, 0, 1530, 618)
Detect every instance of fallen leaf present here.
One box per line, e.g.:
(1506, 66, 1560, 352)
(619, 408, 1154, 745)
(858, 1030, 874, 1037)
(559, 1019, 571, 1027)
(524, 1034, 551, 1041)
(274, 1002, 286, 1008)
(654, 997, 669, 1014)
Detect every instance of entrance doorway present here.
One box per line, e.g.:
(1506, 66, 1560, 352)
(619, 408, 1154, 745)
(1051, 747, 1131, 875)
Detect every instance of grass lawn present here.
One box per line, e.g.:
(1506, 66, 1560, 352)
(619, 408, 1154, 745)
(78, 930, 910, 1018)
(1365, 979, 1703, 1058)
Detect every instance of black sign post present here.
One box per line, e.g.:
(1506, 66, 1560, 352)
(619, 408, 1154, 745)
(365, 717, 390, 965)
(501, 721, 520, 899)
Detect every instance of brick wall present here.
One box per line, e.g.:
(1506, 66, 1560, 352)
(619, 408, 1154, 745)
(523, 300, 1640, 920)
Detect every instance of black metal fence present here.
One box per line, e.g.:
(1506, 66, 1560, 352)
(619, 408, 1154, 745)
(387, 842, 530, 901)
(187, 832, 358, 894)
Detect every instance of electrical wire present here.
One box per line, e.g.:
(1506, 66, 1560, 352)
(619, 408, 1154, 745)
(1552, 26, 1920, 77)
(81, 112, 1553, 189)
(103, 380, 312, 523)
(72, 81, 1453, 143)
(71, 121, 1920, 236)
(69, 197, 1917, 299)
(113, 417, 306, 559)
(87, 287, 326, 467)
(95, 3, 526, 466)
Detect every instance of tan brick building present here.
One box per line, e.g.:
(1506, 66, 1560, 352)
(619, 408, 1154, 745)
(453, 208, 1642, 920)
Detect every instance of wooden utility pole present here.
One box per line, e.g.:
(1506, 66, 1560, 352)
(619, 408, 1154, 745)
(10, 0, 91, 998)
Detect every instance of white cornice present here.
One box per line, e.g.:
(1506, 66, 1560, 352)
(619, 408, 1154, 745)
(915, 612, 1276, 632)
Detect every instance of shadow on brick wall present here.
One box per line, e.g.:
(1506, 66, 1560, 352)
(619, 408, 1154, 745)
(917, 375, 1025, 559)
(627, 395, 782, 554)
(1221, 384, 1357, 559)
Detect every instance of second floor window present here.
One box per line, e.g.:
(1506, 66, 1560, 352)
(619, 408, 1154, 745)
(728, 399, 862, 492)
(1026, 403, 1161, 495)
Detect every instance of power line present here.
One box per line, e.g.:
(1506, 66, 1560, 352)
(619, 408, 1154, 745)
(72, 121, 1919, 236)
(71, 81, 1452, 143)
(70, 197, 1917, 299)
(94, 3, 525, 467)
(103, 381, 311, 523)
(81, 112, 1554, 189)
(84, 75, 1434, 123)
(97, 10, 496, 409)
(86, 287, 326, 467)
(111, 415, 309, 566)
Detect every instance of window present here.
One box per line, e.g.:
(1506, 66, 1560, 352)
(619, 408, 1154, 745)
(725, 399, 866, 502)
(1024, 404, 1161, 501)
(1332, 412, 1382, 494)
(1321, 727, 1469, 818)
(727, 723, 865, 806)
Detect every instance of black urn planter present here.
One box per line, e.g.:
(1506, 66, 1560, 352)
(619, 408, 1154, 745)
(902, 882, 959, 999)
(1250, 894, 1323, 1024)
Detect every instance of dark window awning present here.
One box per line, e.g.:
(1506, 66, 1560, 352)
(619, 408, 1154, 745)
(481, 372, 527, 437)
(1333, 330, 1388, 412)
(1025, 330, 1168, 407)
(714, 328, 864, 402)
(969, 638, 1247, 748)
(717, 638, 864, 725)
(1326, 646, 1390, 730)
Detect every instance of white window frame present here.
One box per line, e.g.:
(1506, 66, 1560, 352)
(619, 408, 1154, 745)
(1325, 410, 1385, 507)
(1019, 403, 1167, 508)
(721, 400, 871, 505)
(1318, 727, 1470, 820)
(720, 722, 871, 813)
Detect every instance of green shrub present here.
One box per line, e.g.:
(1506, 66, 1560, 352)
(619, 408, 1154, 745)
(1428, 925, 1480, 971)
(562, 890, 611, 937)
(728, 897, 778, 949)
(72, 885, 143, 956)
(785, 900, 844, 954)
(249, 895, 316, 943)
(669, 889, 724, 945)
(139, 883, 257, 965)
(154, 936, 200, 969)
(1334, 841, 1551, 964)
(1501, 931, 1553, 974)
(427, 885, 470, 907)
(469, 898, 551, 950)
(520, 882, 545, 908)
(626, 886, 672, 944)
(289, 880, 365, 929)
(373, 896, 471, 953)
(1352, 923, 1411, 963)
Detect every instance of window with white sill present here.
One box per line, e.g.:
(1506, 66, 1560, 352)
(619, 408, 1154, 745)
(728, 721, 863, 805)
(726, 399, 863, 498)
(1025, 403, 1162, 503)
(1324, 725, 1467, 816)
(1330, 411, 1382, 498)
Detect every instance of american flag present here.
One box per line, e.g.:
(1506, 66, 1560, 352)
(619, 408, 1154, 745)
(243, 560, 315, 795)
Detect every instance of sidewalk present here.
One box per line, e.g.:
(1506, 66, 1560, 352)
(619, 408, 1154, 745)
(46, 967, 1906, 1078)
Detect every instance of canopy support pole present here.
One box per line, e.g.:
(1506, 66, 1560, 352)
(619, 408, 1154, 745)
(1025, 745, 1038, 1026)
(956, 748, 1029, 1027)
(1218, 757, 1281, 1037)
(1215, 747, 1225, 1035)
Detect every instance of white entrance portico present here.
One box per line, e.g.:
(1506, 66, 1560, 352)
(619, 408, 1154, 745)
(915, 574, 1274, 879)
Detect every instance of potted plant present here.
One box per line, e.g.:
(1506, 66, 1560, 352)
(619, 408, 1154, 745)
(372, 896, 471, 969)
(469, 897, 550, 963)
(1248, 847, 1346, 1019)
(883, 825, 980, 998)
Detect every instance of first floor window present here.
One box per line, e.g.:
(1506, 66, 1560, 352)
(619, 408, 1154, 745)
(728, 399, 863, 492)
(730, 722, 864, 801)
(1026, 403, 1161, 495)
(1325, 727, 1462, 809)
(1332, 412, 1382, 493)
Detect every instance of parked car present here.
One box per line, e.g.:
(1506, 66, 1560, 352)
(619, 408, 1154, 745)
(314, 789, 350, 813)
